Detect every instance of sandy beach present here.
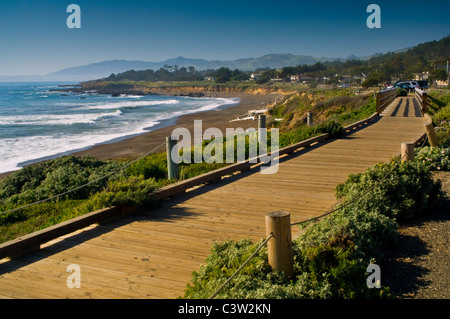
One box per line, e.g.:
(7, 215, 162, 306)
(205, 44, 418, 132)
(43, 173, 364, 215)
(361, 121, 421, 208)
(0, 92, 280, 180)
(72, 92, 279, 160)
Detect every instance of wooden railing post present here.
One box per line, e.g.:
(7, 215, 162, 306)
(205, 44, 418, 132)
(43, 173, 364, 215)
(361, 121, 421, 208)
(424, 117, 440, 147)
(166, 136, 179, 180)
(258, 114, 267, 145)
(258, 114, 266, 130)
(265, 212, 293, 279)
(376, 92, 381, 114)
(401, 142, 415, 163)
(307, 111, 313, 126)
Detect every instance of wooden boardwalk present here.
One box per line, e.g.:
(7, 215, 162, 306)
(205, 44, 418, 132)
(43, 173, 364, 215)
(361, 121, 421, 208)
(0, 95, 427, 299)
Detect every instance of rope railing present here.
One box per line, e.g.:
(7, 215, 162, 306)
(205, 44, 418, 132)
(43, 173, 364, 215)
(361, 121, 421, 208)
(0, 140, 167, 216)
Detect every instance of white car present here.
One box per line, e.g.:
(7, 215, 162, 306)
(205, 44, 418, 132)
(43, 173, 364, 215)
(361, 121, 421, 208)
(408, 81, 420, 89)
(387, 81, 420, 91)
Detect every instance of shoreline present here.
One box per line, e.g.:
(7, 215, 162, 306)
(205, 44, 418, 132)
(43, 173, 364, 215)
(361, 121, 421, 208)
(0, 91, 280, 180)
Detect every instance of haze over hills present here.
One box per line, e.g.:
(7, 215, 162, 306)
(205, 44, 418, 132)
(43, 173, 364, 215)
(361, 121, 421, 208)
(0, 38, 439, 83)
(0, 53, 368, 82)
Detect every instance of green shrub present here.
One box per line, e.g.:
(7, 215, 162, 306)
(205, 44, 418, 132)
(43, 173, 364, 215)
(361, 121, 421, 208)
(435, 126, 450, 146)
(279, 120, 342, 147)
(335, 98, 376, 124)
(397, 88, 408, 96)
(179, 162, 228, 180)
(183, 239, 335, 299)
(300, 238, 377, 298)
(433, 105, 450, 124)
(126, 153, 167, 180)
(335, 160, 443, 220)
(0, 200, 83, 243)
(415, 146, 450, 171)
(76, 175, 158, 212)
(0, 156, 123, 205)
(184, 235, 388, 299)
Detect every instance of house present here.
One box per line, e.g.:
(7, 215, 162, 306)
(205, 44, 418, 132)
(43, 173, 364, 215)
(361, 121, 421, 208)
(299, 75, 315, 83)
(341, 74, 362, 86)
(204, 76, 215, 81)
(250, 73, 261, 81)
(290, 74, 315, 83)
(415, 72, 429, 81)
(290, 75, 300, 82)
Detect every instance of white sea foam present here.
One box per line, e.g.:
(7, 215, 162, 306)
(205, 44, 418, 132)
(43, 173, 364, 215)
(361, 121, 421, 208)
(0, 119, 159, 173)
(0, 95, 239, 174)
(78, 99, 180, 110)
(0, 112, 120, 125)
(113, 94, 143, 98)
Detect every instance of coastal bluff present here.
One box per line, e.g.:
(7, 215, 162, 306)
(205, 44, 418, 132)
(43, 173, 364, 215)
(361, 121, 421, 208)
(55, 81, 292, 98)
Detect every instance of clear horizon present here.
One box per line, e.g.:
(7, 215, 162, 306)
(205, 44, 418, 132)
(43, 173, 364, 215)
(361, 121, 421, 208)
(0, 0, 449, 76)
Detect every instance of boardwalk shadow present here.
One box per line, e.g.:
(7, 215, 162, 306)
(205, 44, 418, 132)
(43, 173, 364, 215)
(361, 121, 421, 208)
(381, 235, 431, 297)
(380, 198, 450, 297)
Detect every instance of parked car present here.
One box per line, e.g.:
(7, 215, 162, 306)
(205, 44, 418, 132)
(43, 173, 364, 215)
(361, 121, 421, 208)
(388, 81, 419, 92)
(386, 81, 404, 89)
(417, 80, 429, 89)
(408, 81, 420, 90)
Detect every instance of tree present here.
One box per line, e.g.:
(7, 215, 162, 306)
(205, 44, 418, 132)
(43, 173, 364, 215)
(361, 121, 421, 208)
(431, 69, 448, 82)
(362, 72, 382, 88)
(215, 67, 233, 83)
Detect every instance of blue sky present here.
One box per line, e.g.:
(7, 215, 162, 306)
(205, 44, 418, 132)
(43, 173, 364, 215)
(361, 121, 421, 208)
(0, 0, 448, 75)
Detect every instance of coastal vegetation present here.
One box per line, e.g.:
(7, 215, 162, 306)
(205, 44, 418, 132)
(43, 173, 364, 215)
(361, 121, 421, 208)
(103, 65, 249, 84)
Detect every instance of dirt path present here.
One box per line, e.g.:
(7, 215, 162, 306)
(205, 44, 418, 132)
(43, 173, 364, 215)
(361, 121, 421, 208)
(382, 171, 450, 299)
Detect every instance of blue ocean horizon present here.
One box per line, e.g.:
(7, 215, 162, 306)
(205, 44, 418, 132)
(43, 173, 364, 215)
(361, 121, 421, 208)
(0, 82, 238, 174)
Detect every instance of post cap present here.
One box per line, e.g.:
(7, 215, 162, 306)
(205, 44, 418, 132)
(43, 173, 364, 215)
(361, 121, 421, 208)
(266, 211, 290, 218)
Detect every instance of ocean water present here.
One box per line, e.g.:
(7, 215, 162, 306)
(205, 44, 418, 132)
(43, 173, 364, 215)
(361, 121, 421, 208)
(0, 82, 238, 174)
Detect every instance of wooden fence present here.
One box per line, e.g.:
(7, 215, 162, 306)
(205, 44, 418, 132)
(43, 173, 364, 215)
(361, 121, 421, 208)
(376, 88, 397, 114)
(414, 87, 429, 114)
(415, 88, 439, 147)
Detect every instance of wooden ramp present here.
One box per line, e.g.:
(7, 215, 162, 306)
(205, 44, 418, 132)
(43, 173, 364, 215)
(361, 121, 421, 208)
(0, 96, 427, 299)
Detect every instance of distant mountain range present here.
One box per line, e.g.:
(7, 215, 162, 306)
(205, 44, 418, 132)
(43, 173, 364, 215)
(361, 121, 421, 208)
(0, 53, 371, 82)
